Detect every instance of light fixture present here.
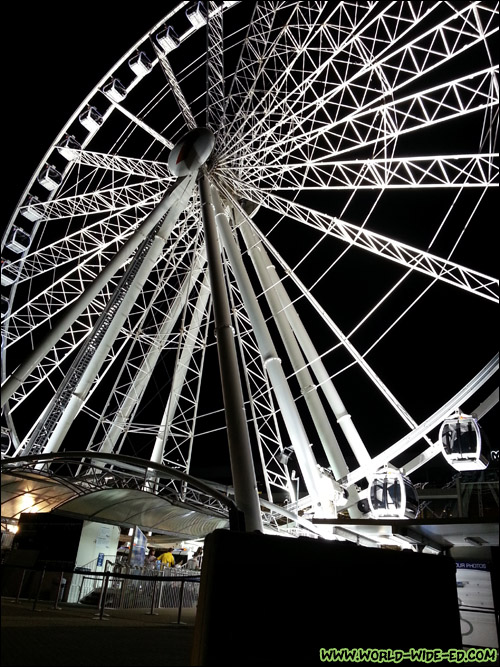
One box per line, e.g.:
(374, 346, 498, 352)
(464, 536, 486, 546)
(422, 545, 441, 555)
(279, 447, 293, 465)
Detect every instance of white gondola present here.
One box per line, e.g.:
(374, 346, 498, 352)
(6, 226, 31, 254)
(102, 78, 127, 103)
(38, 165, 62, 191)
(20, 194, 44, 222)
(79, 106, 103, 132)
(367, 465, 419, 519)
(1, 294, 10, 317)
(1, 259, 20, 286)
(186, 2, 208, 28)
(439, 412, 488, 471)
(57, 135, 82, 161)
(128, 51, 152, 77)
(1, 428, 11, 456)
(155, 26, 180, 54)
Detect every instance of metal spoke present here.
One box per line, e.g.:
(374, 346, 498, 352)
(220, 153, 499, 190)
(219, 182, 499, 302)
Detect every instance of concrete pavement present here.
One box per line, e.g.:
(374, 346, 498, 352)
(1, 598, 196, 666)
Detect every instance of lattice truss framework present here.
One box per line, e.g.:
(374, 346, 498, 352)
(1, 1, 498, 516)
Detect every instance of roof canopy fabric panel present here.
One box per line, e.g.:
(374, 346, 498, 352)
(2, 474, 228, 538)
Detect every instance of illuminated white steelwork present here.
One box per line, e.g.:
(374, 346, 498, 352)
(1, 3, 498, 533)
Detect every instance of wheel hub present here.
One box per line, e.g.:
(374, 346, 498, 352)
(168, 127, 215, 176)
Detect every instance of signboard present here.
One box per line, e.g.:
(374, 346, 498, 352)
(456, 560, 497, 649)
(456, 560, 489, 571)
(97, 552, 104, 567)
(96, 525, 112, 548)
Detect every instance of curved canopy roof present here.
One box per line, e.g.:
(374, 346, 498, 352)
(1, 453, 232, 539)
(54, 487, 229, 537)
(1, 472, 229, 538)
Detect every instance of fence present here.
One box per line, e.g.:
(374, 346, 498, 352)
(68, 554, 116, 604)
(76, 568, 201, 611)
(2, 563, 200, 622)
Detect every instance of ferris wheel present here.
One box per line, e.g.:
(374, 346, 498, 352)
(1, 2, 498, 535)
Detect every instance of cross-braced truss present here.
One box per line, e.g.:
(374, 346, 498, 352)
(2, 2, 498, 537)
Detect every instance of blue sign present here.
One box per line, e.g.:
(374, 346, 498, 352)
(97, 552, 104, 567)
(456, 560, 489, 571)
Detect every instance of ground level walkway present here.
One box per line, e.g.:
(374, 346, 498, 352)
(1, 598, 196, 666)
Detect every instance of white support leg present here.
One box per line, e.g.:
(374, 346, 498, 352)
(236, 214, 364, 517)
(199, 174, 263, 532)
(236, 210, 373, 469)
(210, 185, 339, 515)
(96, 252, 207, 457)
(41, 231, 176, 455)
(150, 271, 212, 465)
(1, 174, 197, 408)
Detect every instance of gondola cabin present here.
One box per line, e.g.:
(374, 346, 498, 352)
(79, 106, 103, 132)
(20, 195, 44, 222)
(186, 2, 208, 28)
(6, 227, 31, 254)
(38, 165, 62, 191)
(367, 466, 419, 519)
(156, 26, 180, 54)
(57, 135, 82, 161)
(1, 294, 10, 317)
(1, 259, 20, 286)
(129, 51, 152, 78)
(439, 413, 488, 471)
(102, 78, 127, 103)
(1, 429, 11, 455)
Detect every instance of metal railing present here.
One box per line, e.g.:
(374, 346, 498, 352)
(68, 554, 116, 603)
(78, 567, 200, 611)
(90, 569, 200, 621)
(2, 563, 200, 622)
